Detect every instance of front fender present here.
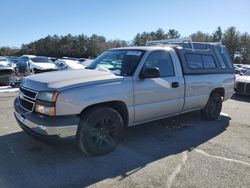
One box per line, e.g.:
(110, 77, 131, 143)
(56, 77, 134, 117)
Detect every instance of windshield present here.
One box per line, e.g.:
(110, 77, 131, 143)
(31, 57, 53, 63)
(88, 50, 145, 76)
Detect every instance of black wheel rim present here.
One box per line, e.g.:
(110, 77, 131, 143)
(86, 118, 118, 151)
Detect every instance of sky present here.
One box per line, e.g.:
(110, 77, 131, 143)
(1, 0, 250, 47)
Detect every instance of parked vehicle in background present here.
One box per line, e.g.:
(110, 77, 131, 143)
(27, 56, 58, 74)
(237, 64, 250, 70)
(0, 57, 14, 85)
(14, 38, 234, 156)
(234, 65, 248, 75)
(16, 55, 58, 74)
(235, 70, 250, 95)
(16, 55, 36, 73)
(234, 64, 250, 73)
(6, 56, 19, 68)
(55, 59, 85, 70)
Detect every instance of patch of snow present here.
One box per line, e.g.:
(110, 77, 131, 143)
(0, 86, 19, 93)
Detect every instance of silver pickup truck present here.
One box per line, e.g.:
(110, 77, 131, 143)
(14, 40, 235, 155)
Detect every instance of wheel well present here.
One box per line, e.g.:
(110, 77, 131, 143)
(211, 87, 225, 98)
(80, 101, 129, 127)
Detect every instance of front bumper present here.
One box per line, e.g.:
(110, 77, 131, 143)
(14, 97, 79, 138)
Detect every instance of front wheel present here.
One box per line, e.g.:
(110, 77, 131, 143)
(201, 93, 222, 120)
(77, 107, 124, 156)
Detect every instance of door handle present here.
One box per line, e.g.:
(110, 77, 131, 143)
(171, 82, 179, 88)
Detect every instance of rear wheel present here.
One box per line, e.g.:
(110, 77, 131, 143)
(201, 93, 222, 120)
(77, 107, 124, 156)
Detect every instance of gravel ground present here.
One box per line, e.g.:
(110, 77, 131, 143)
(0, 92, 249, 188)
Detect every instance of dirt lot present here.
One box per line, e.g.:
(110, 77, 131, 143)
(0, 92, 249, 188)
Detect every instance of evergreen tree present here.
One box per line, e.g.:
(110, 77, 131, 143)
(167, 29, 180, 39)
(223, 26, 241, 59)
(155, 28, 167, 39)
(133, 33, 143, 46)
(212, 26, 223, 42)
(190, 31, 213, 42)
(240, 32, 250, 64)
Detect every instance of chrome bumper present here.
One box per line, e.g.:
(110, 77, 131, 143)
(14, 110, 78, 138)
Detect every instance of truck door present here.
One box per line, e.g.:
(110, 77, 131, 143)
(133, 50, 185, 124)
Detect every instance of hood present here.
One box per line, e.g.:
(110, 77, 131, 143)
(236, 75, 250, 83)
(22, 69, 123, 91)
(30, 62, 57, 70)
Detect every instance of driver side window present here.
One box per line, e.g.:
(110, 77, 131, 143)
(143, 51, 175, 77)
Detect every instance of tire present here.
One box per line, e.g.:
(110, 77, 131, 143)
(77, 107, 124, 156)
(201, 92, 222, 120)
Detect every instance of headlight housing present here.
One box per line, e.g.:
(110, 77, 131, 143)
(35, 104, 56, 116)
(37, 92, 59, 102)
(35, 92, 59, 116)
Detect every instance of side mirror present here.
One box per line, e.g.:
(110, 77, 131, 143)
(139, 67, 160, 79)
(240, 73, 244, 76)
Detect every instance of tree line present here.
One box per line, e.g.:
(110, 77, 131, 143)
(0, 26, 249, 64)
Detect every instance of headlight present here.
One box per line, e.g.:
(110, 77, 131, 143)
(37, 92, 59, 102)
(35, 104, 56, 116)
(35, 91, 58, 116)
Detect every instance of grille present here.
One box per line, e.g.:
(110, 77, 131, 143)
(246, 83, 250, 94)
(19, 86, 37, 99)
(237, 82, 245, 93)
(19, 97, 34, 111)
(19, 86, 38, 112)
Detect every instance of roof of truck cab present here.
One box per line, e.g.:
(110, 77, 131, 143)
(111, 42, 226, 52)
(110, 46, 174, 51)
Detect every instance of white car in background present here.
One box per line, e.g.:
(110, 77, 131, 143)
(27, 56, 58, 74)
(0, 57, 14, 85)
(55, 59, 85, 70)
(17, 55, 58, 74)
(235, 71, 250, 95)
